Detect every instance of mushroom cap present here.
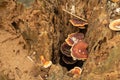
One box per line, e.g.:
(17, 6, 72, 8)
(69, 18, 88, 29)
(40, 55, 46, 64)
(40, 55, 52, 68)
(43, 61, 52, 68)
(71, 40, 88, 60)
(62, 55, 77, 64)
(109, 19, 120, 31)
(69, 67, 82, 75)
(60, 42, 71, 57)
(68, 67, 82, 78)
(65, 33, 84, 46)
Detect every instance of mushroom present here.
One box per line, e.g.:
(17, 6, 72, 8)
(71, 40, 88, 60)
(43, 61, 52, 68)
(40, 55, 46, 64)
(60, 42, 71, 57)
(65, 33, 84, 46)
(69, 18, 88, 29)
(40, 55, 52, 68)
(68, 67, 82, 78)
(109, 19, 120, 31)
(62, 55, 77, 64)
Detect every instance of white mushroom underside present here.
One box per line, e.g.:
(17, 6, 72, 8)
(109, 19, 120, 31)
(115, 25, 120, 29)
(71, 37, 78, 44)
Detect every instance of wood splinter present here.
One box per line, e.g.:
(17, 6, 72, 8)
(62, 8, 87, 21)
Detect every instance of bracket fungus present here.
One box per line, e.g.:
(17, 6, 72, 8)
(69, 18, 88, 29)
(68, 67, 82, 78)
(60, 42, 71, 57)
(71, 40, 88, 60)
(109, 19, 120, 31)
(60, 42, 77, 64)
(62, 55, 77, 64)
(60, 32, 88, 69)
(65, 33, 84, 46)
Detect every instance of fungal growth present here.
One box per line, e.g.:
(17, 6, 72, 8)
(60, 16, 88, 74)
(40, 55, 52, 68)
(65, 33, 84, 46)
(71, 40, 88, 60)
(60, 42, 71, 57)
(60, 42, 77, 65)
(68, 67, 82, 78)
(109, 19, 120, 31)
(60, 32, 88, 70)
(69, 18, 88, 29)
(62, 55, 77, 64)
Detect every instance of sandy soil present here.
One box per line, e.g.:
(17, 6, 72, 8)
(0, 29, 40, 80)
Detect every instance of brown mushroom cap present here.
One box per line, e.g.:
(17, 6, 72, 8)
(65, 33, 84, 46)
(69, 18, 88, 29)
(109, 19, 120, 31)
(62, 55, 77, 64)
(71, 40, 88, 60)
(68, 67, 82, 78)
(60, 42, 71, 57)
(69, 67, 82, 75)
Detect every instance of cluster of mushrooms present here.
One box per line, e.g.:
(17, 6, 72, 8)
(60, 6, 120, 77)
(60, 17, 89, 77)
(60, 17, 89, 64)
(60, 32, 88, 64)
